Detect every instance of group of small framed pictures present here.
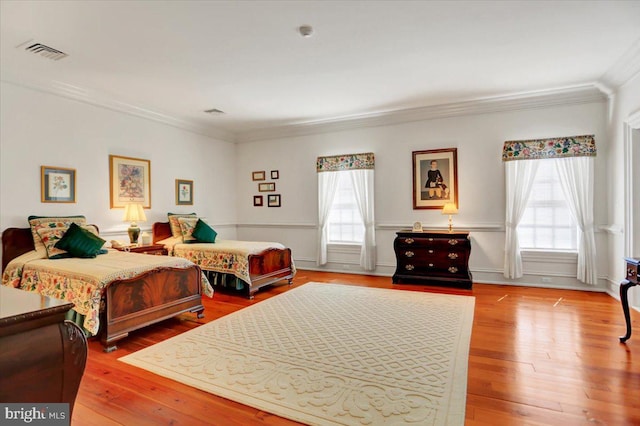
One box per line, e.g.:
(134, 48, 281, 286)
(252, 170, 280, 207)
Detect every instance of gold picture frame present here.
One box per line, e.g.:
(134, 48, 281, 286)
(109, 155, 151, 209)
(412, 148, 458, 210)
(41, 166, 76, 203)
(176, 179, 193, 205)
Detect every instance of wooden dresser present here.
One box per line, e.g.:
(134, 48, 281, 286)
(0, 286, 87, 415)
(392, 230, 472, 289)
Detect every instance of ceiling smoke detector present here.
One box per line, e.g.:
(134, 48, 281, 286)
(16, 39, 68, 60)
(204, 108, 225, 115)
(298, 25, 313, 38)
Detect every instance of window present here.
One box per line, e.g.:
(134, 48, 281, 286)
(327, 174, 364, 244)
(517, 159, 577, 250)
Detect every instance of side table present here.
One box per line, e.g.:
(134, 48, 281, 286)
(620, 257, 639, 343)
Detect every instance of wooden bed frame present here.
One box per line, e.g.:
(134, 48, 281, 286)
(153, 221, 294, 298)
(2, 226, 205, 352)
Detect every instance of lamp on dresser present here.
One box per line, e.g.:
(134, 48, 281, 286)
(123, 202, 146, 244)
(442, 203, 458, 233)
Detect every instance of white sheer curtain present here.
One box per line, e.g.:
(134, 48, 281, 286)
(350, 169, 376, 271)
(317, 171, 340, 266)
(504, 159, 539, 279)
(555, 157, 598, 285)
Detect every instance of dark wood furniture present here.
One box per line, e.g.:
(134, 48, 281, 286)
(0, 286, 87, 417)
(153, 221, 294, 298)
(113, 243, 168, 256)
(619, 257, 639, 343)
(2, 226, 205, 352)
(392, 230, 472, 289)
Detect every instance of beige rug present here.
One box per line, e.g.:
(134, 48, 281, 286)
(119, 282, 475, 425)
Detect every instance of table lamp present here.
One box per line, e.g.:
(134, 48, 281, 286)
(123, 203, 147, 244)
(441, 203, 458, 233)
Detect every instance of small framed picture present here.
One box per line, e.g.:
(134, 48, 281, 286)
(271, 170, 279, 179)
(258, 182, 276, 192)
(176, 179, 194, 205)
(268, 194, 281, 207)
(252, 171, 266, 181)
(253, 195, 263, 206)
(41, 166, 76, 203)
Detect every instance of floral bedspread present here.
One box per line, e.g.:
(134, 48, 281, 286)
(2, 250, 213, 335)
(171, 240, 296, 285)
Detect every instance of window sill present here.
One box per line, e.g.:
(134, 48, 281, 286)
(327, 243, 362, 254)
(521, 250, 578, 263)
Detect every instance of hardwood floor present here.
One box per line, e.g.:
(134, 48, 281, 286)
(73, 270, 640, 425)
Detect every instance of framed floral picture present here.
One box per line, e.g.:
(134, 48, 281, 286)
(412, 148, 458, 210)
(176, 179, 194, 205)
(109, 155, 151, 208)
(41, 166, 76, 203)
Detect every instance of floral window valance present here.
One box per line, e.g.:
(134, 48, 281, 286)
(502, 134, 596, 162)
(316, 152, 375, 172)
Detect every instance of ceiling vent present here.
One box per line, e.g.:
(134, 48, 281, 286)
(204, 108, 225, 115)
(16, 40, 68, 61)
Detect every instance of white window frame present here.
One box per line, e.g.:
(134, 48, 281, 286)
(327, 173, 364, 245)
(517, 159, 578, 252)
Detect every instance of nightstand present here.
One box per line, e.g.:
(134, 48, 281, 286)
(114, 244, 167, 256)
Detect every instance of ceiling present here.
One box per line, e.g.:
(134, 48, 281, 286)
(2, 1, 640, 141)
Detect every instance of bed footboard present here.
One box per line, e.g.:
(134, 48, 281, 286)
(247, 248, 294, 298)
(101, 266, 204, 352)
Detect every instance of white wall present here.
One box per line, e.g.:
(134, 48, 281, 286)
(236, 101, 610, 290)
(0, 79, 619, 292)
(605, 72, 640, 303)
(0, 81, 238, 248)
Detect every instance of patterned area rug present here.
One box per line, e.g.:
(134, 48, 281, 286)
(119, 283, 475, 425)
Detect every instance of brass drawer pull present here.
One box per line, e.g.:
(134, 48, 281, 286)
(405, 251, 414, 258)
(448, 266, 459, 273)
(428, 249, 434, 254)
(448, 239, 459, 246)
(428, 263, 434, 268)
(405, 238, 414, 244)
(448, 252, 459, 260)
(428, 238, 434, 242)
(405, 264, 415, 271)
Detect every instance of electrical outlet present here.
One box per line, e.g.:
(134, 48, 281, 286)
(541, 277, 552, 283)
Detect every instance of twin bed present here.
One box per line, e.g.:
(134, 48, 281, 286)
(152, 221, 295, 299)
(2, 217, 295, 351)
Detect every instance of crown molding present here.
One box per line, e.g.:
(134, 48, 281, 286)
(599, 38, 640, 90)
(235, 85, 607, 143)
(2, 73, 609, 145)
(0, 76, 237, 143)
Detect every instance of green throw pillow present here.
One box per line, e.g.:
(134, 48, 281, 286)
(192, 219, 217, 243)
(54, 222, 106, 258)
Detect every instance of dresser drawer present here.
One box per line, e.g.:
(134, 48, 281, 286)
(398, 260, 468, 276)
(397, 235, 467, 246)
(399, 248, 467, 262)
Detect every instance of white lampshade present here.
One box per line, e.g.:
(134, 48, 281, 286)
(123, 203, 147, 223)
(441, 203, 458, 215)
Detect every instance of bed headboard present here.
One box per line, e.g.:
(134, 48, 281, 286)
(1, 228, 34, 272)
(1, 225, 101, 272)
(152, 222, 172, 244)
